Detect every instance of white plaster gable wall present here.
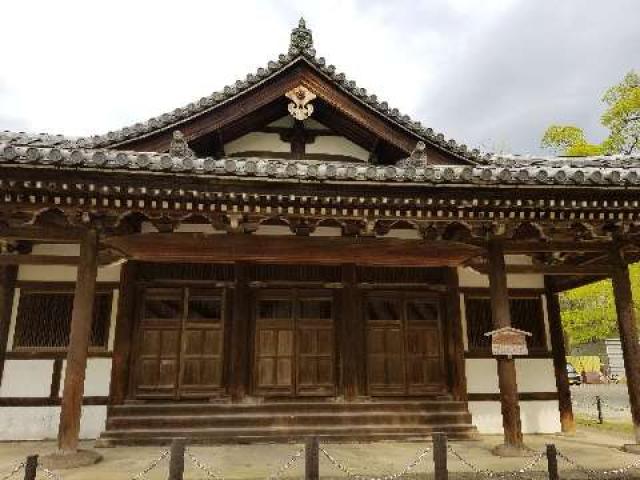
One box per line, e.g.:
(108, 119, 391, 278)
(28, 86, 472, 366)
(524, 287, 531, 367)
(254, 225, 293, 236)
(311, 226, 342, 237)
(0, 406, 106, 441)
(225, 132, 290, 154)
(468, 401, 560, 434)
(386, 228, 421, 240)
(0, 360, 53, 397)
(306, 136, 369, 161)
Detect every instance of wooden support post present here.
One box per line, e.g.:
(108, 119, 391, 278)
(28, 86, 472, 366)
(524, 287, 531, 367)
(596, 396, 604, 424)
(444, 268, 467, 402)
(0, 265, 18, 386)
(487, 240, 525, 455)
(544, 278, 576, 433)
(341, 263, 360, 400)
(305, 437, 319, 480)
(109, 260, 138, 405)
(229, 262, 250, 401)
(610, 247, 640, 447)
(433, 433, 448, 480)
(546, 444, 559, 480)
(57, 230, 99, 453)
(168, 439, 186, 480)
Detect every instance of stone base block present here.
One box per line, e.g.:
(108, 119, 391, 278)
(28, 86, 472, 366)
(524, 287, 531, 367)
(40, 449, 103, 470)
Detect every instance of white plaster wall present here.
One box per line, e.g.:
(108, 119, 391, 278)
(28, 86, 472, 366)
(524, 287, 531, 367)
(0, 360, 53, 397)
(465, 359, 499, 393)
(386, 228, 421, 240)
(515, 358, 557, 393)
(58, 358, 112, 398)
(255, 225, 293, 236)
(306, 136, 369, 161)
(0, 406, 107, 440)
(468, 401, 560, 434)
(225, 132, 290, 154)
(311, 226, 342, 237)
(457, 255, 544, 289)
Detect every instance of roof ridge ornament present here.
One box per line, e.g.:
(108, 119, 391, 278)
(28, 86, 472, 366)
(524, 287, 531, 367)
(290, 17, 314, 54)
(169, 130, 194, 158)
(286, 85, 317, 120)
(396, 141, 429, 167)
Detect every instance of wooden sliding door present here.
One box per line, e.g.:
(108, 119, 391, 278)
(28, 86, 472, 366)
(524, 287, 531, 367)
(365, 293, 445, 396)
(254, 290, 335, 397)
(134, 287, 225, 399)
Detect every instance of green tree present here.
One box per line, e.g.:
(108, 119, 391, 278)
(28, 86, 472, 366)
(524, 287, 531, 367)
(560, 263, 640, 346)
(541, 70, 640, 156)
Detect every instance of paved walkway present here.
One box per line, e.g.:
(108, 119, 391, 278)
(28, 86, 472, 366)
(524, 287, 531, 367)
(0, 428, 639, 479)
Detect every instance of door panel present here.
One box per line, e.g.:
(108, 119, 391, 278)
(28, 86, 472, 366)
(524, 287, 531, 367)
(366, 295, 445, 396)
(134, 287, 225, 399)
(254, 292, 335, 397)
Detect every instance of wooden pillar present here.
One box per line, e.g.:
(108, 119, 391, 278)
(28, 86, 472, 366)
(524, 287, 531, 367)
(109, 260, 138, 404)
(444, 268, 467, 402)
(341, 263, 360, 400)
(57, 229, 99, 453)
(609, 247, 640, 444)
(544, 277, 576, 433)
(0, 265, 18, 386)
(488, 240, 524, 451)
(229, 262, 250, 401)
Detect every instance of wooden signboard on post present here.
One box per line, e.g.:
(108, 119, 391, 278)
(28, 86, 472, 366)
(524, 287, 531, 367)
(485, 327, 532, 357)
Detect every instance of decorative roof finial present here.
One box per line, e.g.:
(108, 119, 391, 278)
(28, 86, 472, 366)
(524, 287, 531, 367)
(290, 16, 314, 53)
(169, 130, 194, 159)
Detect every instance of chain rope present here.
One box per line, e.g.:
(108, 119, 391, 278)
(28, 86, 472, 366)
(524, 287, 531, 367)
(556, 449, 640, 479)
(185, 449, 225, 480)
(0, 462, 25, 480)
(320, 445, 432, 480)
(447, 446, 546, 480)
(38, 467, 64, 480)
(128, 449, 170, 480)
(266, 446, 305, 480)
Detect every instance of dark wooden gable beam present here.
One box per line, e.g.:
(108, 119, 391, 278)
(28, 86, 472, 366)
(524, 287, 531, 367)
(114, 61, 466, 164)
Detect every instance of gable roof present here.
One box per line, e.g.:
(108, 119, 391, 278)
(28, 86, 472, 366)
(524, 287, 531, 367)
(0, 19, 482, 165)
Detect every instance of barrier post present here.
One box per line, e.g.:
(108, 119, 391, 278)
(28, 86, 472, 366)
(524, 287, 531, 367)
(546, 444, 559, 480)
(168, 439, 186, 480)
(433, 433, 448, 480)
(596, 396, 604, 424)
(23, 455, 38, 480)
(305, 437, 319, 480)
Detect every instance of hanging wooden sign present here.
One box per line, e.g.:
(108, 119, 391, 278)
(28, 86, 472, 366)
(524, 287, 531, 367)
(484, 326, 532, 357)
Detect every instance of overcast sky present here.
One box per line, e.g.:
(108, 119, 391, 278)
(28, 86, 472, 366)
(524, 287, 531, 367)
(1, 0, 638, 154)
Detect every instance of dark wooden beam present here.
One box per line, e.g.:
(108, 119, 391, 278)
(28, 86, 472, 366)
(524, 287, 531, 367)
(544, 277, 576, 433)
(57, 229, 99, 453)
(0, 265, 18, 387)
(488, 240, 524, 452)
(0, 226, 83, 243)
(468, 262, 612, 276)
(0, 253, 123, 266)
(104, 234, 482, 267)
(610, 247, 640, 446)
(481, 240, 615, 254)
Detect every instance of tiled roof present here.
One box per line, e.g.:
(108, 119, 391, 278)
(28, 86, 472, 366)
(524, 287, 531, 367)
(0, 19, 482, 163)
(2, 142, 639, 187)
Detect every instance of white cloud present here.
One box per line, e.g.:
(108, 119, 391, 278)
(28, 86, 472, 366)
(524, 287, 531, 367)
(0, 0, 637, 154)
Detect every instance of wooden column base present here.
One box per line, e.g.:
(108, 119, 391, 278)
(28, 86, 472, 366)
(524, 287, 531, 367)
(40, 450, 102, 470)
(492, 444, 531, 457)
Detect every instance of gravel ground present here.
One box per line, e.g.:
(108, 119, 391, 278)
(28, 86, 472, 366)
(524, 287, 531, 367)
(571, 384, 632, 420)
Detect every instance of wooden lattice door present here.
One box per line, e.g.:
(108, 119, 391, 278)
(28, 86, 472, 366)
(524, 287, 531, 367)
(365, 294, 445, 396)
(134, 287, 225, 399)
(254, 291, 335, 397)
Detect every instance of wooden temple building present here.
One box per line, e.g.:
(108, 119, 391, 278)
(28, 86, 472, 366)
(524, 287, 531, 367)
(1, 19, 640, 454)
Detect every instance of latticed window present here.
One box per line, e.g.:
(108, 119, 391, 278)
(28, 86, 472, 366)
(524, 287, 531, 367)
(13, 290, 113, 350)
(465, 296, 547, 353)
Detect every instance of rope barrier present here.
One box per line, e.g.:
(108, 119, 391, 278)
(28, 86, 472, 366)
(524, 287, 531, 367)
(0, 462, 25, 480)
(319, 445, 432, 480)
(266, 446, 305, 480)
(128, 449, 170, 480)
(447, 446, 547, 480)
(185, 449, 225, 480)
